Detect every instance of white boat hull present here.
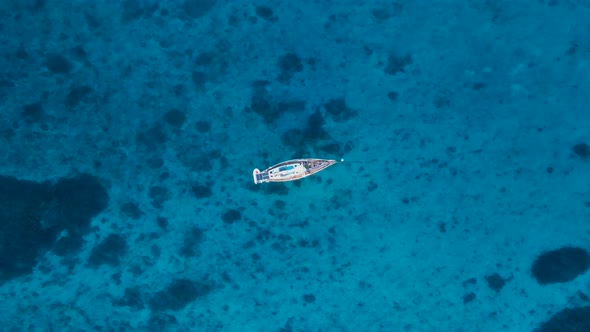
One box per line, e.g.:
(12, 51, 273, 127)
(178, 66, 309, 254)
(253, 158, 339, 184)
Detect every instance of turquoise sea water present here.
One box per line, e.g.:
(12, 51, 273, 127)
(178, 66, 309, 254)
(1, 1, 589, 331)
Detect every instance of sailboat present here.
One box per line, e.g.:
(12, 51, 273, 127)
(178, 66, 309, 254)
(253, 158, 342, 184)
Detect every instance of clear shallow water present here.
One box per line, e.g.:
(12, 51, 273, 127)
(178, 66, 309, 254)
(1, 1, 589, 331)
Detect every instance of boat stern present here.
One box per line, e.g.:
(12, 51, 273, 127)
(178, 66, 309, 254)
(253, 168, 270, 184)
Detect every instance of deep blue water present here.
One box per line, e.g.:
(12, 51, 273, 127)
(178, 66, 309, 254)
(1, 1, 590, 331)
